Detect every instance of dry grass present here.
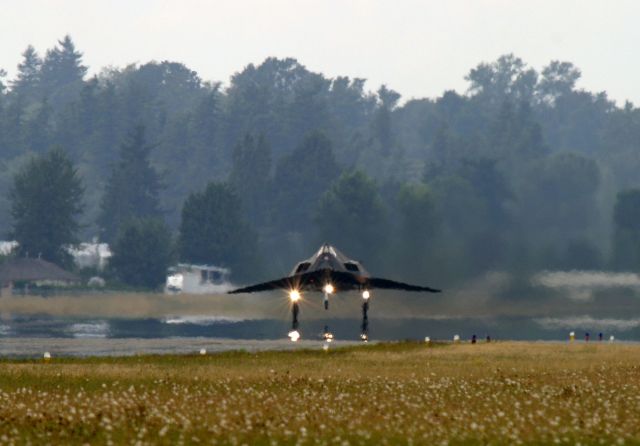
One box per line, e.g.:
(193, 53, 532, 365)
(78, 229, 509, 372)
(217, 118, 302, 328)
(3, 287, 636, 320)
(0, 342, 639, 444)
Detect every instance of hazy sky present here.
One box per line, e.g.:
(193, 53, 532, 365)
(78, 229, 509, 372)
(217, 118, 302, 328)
(1, 0, 638, 104)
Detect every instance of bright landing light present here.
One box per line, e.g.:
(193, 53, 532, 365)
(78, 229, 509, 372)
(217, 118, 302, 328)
(289, 290, 300, 302)
(323, 283, 334, 294)
(362, 290, 370, 299)
(288, 330, 300, 342)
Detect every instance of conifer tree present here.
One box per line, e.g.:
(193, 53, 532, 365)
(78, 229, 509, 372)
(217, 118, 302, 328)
(11, 45, 42, 101)
(10, 148, 84, 266)
(98, 125, 163, 242)
(40, 35, 87, 89)
(40, 35, 87, 108)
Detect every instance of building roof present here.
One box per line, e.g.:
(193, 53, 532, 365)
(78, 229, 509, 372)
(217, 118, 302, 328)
(0, 258, 80, 283)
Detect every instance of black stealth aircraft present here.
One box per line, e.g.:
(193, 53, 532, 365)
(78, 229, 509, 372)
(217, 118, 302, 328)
(228, 244, 440, 341)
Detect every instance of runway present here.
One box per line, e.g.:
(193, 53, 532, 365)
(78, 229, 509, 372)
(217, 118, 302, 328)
(0, 337, 362, 358)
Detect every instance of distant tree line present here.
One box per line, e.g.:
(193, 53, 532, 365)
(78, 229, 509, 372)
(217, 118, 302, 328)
(2, 37, 640, 289)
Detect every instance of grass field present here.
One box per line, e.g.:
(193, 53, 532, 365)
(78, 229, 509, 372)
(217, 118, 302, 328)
(0, 342, 639, 445)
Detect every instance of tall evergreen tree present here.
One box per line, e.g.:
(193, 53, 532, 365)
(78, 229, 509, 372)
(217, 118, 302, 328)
(11, 45, 42, 101)
(9, 148, 84, 266)
(39, 35, 87, 108)
(98, 125, 162, 242)
(40, 35, 87, 89)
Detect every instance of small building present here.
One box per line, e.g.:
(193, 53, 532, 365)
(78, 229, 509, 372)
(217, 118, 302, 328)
(166, 264, 233, 294)
(0, 258, 80, 296)
(66, 241, 112, 271)
(0, 241, 18, 256)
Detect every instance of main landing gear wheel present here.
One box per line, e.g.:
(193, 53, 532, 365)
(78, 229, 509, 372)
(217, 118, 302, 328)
(361, 290, 370, 342)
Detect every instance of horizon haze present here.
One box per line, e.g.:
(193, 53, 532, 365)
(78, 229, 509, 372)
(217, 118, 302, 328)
(1, 0, 639, 104)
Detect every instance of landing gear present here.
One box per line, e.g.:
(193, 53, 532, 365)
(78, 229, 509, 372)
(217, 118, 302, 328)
(288, 290, 301, 342)
(361, 290, 370, 342)
(323, 291, 332, 340)
(322, 284, 333, 340)
(287, 287, 371, 343)
(323, 284, 334, 310)
(292, 301, 299, 331)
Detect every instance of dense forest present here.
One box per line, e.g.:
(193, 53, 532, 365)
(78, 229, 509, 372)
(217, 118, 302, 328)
(1, 36, 640, 287)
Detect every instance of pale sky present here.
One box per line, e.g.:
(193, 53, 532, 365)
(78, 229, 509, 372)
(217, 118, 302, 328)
(1, 0, 638, 105)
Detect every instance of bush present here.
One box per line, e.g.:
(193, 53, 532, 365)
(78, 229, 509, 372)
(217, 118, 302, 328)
(110, 218, 173, 289)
